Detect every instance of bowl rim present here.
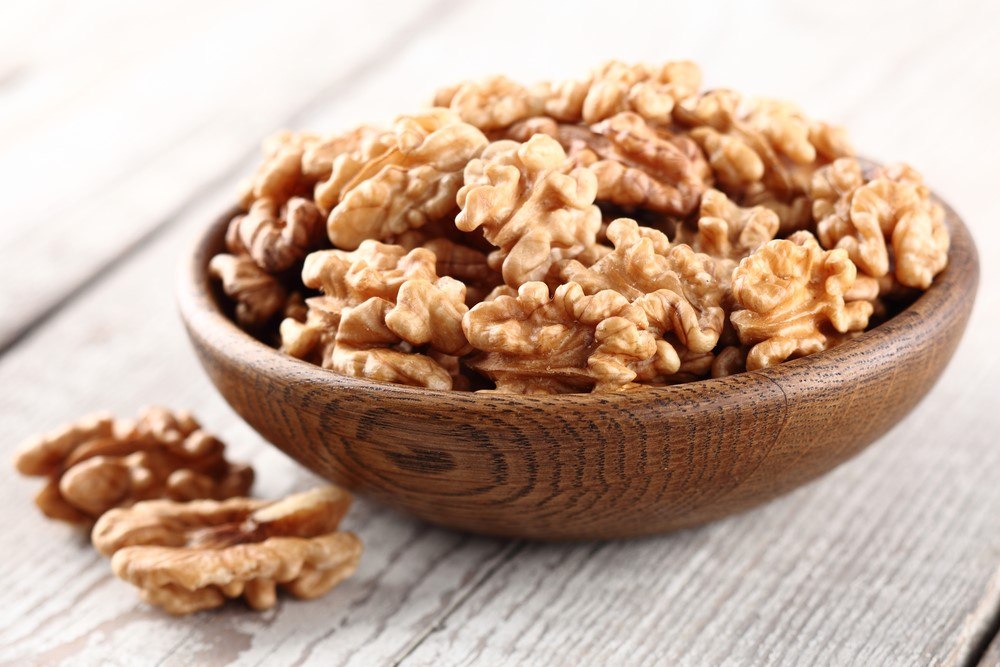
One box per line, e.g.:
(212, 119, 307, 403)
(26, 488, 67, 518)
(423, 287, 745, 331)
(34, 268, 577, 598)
(177, 190, 978, 407)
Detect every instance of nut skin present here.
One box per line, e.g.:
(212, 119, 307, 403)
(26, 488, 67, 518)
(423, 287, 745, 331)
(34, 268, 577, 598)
(92, 487, 362, 616)
(13, 408, 254, 524)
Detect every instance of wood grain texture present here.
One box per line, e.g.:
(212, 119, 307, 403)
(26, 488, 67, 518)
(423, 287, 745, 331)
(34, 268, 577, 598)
(2, 0, 1000, 664)
(178, 195, 978, 541)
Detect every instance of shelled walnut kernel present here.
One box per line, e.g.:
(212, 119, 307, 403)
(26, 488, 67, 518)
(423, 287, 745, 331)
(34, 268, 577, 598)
(210, 59, 950, 393)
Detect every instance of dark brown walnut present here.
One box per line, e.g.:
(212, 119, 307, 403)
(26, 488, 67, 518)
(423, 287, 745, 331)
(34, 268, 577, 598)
(92, 486, 362, 615)
(14, 408, 253, 524)
(226, 197, 325, 273)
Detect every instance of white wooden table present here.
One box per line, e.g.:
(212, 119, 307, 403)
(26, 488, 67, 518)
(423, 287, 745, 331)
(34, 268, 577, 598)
(2, 1, 999, 665)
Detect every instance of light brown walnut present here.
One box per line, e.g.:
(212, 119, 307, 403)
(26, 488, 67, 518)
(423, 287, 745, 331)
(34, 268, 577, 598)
(330, 297, 455, 390)
(730, 233, 873, 370)
(208, 253, 287, 328)
(238, 131, 322, 208)
(226, 197, 326, 273)
(456, 134, 601, 286)
(91, 487, 361, 615)
(810, 158, 949, 289)
(463, 281, 658, 393)
(544, 60, 702, 125)
(320, 109, 488, 249)
(675, 90, 852, 230)
(434, 75, 547, 131)
(678, 188, 780, 263)
(509, 113, 710, 216)
(558, 218, 726, 354)
(14, 408, 253, 524)
(282, 243, 468, 388)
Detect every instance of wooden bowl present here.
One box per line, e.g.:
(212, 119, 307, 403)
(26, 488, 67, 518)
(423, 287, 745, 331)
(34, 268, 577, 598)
(177, 196, 978, 540)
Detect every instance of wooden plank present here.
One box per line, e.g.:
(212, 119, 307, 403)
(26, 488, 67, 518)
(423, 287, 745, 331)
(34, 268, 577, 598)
(982, 632, 1000, 667)
(0, 186, 516, 666)
(0, 0, 450, 349)
(2, 0, 999, 664)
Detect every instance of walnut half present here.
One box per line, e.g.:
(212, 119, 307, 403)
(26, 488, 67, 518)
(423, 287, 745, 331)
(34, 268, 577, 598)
(14, 408, 253, 524)
(92, 486, 362, 615)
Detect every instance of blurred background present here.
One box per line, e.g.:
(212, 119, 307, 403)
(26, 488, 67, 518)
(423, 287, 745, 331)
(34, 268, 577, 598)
(1, 1, 999, 665)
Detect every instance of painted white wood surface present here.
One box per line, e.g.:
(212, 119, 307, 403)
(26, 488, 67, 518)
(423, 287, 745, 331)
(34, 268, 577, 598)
(1, 0, 999, 665)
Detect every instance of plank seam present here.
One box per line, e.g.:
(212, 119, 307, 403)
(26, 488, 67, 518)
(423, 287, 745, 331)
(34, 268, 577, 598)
(392, 541, 526, 667)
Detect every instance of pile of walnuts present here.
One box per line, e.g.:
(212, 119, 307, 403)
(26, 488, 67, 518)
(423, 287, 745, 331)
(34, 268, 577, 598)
(15, 408, 362, 615)
(212, 60, 950, 394)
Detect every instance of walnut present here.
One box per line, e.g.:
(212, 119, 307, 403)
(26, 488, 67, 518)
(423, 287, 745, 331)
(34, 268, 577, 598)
(282, 242, 468, 389)
(675, 90, 852, 230)
(14, 408, 253, 524)
(810, 158, 949, 289)
(319, 109, 488, 249)
(512, 113, 710, 216)
(730, 232, 873, 370)
(225, 197, 326, 273)
(680, 189, 779, 262)
(456, 134, 601, 286)
(209, 253, 287, 328)
(463, 281, 658, 393)
(434, 75, 546, 131)
(558, 218, 726, 354)
(91, 487, 362, 615)
(711, 345, 746, 378)
(544, 60, 702, 125)
(330, 297, 455, 390)
(419, 237, 502, 305)
(238, 131, 335, 208)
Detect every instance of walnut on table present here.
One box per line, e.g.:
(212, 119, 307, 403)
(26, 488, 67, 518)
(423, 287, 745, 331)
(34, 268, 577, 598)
(316, 109, 488, 249)
(557, 218, 726, 355)
(91, 486, 362, 615)
(674, 90, 853, 231)
(281, 242, 470, 389)
(456, 134, 601, 286)
(14, 408, 253, 524)
(730, 232, 873, 370)
(506, 112, 711, 216)
(810, 158, 949, 290)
